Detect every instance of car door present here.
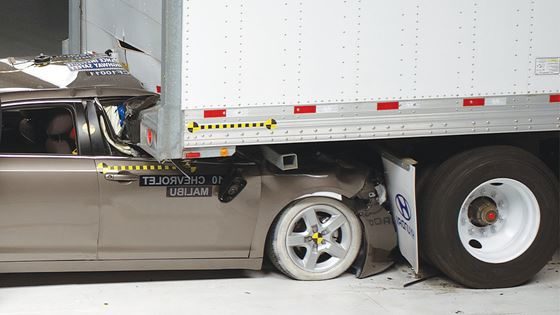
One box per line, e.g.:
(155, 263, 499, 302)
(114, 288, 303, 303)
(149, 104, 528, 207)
(95, 157, 262, 260)
(0, 101, 99, 261)
(88, 102, 262, 260)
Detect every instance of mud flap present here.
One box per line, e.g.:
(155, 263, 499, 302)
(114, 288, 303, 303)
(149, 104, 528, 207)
(382, 153, 420, 273)
(353, 203, 397, 278)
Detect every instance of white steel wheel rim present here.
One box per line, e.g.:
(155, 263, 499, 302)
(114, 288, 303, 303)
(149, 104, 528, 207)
(285, 204, 353, 273)
(458, 178, 540, 264)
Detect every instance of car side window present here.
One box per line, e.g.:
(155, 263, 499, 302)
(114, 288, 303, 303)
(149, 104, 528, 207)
(0, 106, 79, 155)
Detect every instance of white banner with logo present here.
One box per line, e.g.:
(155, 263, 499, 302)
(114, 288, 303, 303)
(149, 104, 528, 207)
(382, 154, 419, 273)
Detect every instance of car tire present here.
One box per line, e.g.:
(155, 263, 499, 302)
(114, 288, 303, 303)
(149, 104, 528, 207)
(268, 197, 362, 281)
(420, 145, 559, 288)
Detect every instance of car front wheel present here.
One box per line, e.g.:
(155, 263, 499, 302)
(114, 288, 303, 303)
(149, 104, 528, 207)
(268, 197, 362, 280)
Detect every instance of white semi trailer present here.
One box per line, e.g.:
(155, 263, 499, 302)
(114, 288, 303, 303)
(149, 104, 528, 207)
(70, 0, 559, 288)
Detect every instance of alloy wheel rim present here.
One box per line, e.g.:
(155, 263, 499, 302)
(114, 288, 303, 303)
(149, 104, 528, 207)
(285, 204, 352, 273)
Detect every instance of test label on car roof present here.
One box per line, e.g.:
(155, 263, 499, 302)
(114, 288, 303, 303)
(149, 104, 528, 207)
(140, 175, 224, 187)
(66, 58, 123, 71)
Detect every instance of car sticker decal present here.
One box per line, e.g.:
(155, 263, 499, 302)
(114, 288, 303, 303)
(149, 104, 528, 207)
(166, 186, 213, 198)
(139, 175, 224, 187)
(96, 162, 177, 174)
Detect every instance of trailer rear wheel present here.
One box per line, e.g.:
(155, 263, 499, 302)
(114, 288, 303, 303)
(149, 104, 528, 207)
(420, 146, 559, 288)
(268, 197, 362, 280)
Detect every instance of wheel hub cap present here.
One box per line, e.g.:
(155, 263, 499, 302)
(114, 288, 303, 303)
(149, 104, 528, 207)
(468, 197, 499, 226)
(311, 232, 324, 245)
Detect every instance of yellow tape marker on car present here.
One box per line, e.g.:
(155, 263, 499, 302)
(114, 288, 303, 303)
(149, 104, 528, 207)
(96, 163, 177, 174)
(187, 118, 277, 133)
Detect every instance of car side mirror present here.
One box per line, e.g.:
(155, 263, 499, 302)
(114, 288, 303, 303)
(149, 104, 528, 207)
(218, 169, 247, 203)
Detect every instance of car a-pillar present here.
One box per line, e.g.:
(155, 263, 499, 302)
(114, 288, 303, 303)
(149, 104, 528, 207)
(418, 145, 559, 288)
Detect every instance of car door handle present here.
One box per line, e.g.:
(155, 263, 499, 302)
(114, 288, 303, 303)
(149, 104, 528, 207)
(104, 173, 139, 182)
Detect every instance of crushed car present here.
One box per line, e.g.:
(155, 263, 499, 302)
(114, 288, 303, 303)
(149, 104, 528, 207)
(0, 54, 396, 279)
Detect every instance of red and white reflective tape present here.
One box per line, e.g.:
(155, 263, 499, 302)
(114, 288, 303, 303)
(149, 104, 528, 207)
(191, 94, 558, 120)
(377, 101, 400, 111)
(204, 109, 227, 118)
(463, 98, 485, 107)
(185, 152, 201, 159)
(183, 146, 236, 159)
(294, 105, 317, 114)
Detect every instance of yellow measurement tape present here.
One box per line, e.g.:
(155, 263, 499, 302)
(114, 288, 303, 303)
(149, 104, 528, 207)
(96, 163, 177, 174)
(187, 118, 277, 133)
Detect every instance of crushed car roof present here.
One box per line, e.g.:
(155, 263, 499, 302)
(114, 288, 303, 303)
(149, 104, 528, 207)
(0, 54, 154, 103)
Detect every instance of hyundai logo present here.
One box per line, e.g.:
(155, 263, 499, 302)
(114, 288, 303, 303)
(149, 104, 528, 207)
(395, 194, 412, 221)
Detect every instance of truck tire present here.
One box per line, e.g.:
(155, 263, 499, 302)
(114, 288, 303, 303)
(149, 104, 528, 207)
(268, 197, 362, 280)
(420, 145, 559, 288)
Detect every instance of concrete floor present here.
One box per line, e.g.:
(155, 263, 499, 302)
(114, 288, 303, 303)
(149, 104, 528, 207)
(0, 255, 557, 315)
